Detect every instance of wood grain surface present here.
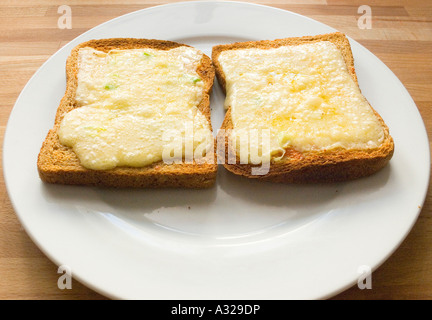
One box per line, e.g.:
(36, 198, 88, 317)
(1, 0, 431, 300)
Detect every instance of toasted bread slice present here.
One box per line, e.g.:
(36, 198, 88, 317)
(37, 38, 217, 188)
(212, 32, 394, 183)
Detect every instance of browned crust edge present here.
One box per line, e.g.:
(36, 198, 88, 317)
(212, 32, 395, 183)
(37, 38, 217, 188)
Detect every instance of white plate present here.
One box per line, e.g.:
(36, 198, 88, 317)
(3, 1, 430, 300)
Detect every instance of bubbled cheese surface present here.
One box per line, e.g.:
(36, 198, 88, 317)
(218, 41, 384, 162)
(58, 46, 212, 170)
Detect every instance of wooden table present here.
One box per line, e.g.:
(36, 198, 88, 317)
(1, 0, 431, 300)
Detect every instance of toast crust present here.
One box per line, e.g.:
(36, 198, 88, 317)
(212, 32, 394, 183)
(37, 38, 217, 188)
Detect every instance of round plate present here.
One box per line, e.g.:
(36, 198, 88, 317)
(3, 1, 430, 299)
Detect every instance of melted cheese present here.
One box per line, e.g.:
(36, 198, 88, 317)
(58, 46, 213, 170)
(218, 41, 385, 162)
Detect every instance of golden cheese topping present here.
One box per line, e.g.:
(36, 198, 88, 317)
(218, 41, 385, 162)
(58, 46, 213, 170)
